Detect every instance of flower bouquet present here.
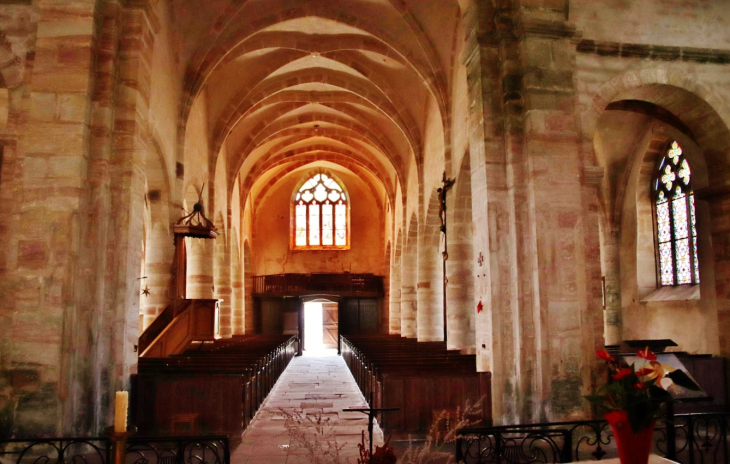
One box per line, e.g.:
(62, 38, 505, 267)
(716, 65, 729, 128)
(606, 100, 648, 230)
(585, 348, 701, 464)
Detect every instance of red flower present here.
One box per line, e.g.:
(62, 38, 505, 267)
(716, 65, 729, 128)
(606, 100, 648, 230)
(613, 368, 633, 380)
(596, 350, 615, 362)
(636, 367, 653, 376)
(637, 347, 657, 361)
(633, 382, 646, 390)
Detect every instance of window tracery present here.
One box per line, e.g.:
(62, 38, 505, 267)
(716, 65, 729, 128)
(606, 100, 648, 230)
(292, 172, 349, 249)
(652, 141, 699, 286)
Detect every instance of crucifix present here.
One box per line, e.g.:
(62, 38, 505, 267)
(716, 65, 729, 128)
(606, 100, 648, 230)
(437, 171, 455, 342)
(343, 392, 399, 463)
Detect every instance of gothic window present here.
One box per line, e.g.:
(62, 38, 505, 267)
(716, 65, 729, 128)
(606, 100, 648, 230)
(652, 141, 699, 286)
(292, 172, 349, 249)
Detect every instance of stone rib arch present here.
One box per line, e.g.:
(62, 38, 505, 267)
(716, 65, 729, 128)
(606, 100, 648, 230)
(584, 68, 730, 175)
(180, 3, 449, 131)
(214, 67, 420, 160)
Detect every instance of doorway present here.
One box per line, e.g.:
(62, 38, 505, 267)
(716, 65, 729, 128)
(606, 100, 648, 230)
(302, 299, 339, 351)
(303, 302, 324, 351)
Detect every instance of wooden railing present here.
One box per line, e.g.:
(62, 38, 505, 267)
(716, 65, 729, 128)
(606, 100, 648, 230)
(252, 273, 383, 296)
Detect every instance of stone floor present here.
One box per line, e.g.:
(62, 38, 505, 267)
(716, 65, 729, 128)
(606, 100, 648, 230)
(230, 349, 384, 464)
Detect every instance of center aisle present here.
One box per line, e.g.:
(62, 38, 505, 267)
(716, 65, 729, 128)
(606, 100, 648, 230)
(231, 349, 384, 464)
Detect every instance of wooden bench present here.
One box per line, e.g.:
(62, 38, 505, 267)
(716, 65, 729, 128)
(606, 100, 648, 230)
(131, 334, 297, 440)
(340, 334, 492, 436)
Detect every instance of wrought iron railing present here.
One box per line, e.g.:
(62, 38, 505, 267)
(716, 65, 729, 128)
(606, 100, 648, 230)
(0, 435, 229, 464)
(126, 436, 229, 464)
(0, 438, 110, 464)
(456, 412, 730, 464)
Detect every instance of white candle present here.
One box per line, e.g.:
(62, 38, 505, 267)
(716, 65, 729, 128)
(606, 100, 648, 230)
(114, 391, 128, 433)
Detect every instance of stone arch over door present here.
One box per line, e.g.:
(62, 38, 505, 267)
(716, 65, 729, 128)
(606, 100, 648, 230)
(447, 153, 475, 351)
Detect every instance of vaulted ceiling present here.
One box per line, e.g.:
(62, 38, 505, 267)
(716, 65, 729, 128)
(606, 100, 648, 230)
(171, 0, 462, 209)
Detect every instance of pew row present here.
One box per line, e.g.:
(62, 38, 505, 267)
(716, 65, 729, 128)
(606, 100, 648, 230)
(340, 334, 492, 435)
(131, 334, 297, 440)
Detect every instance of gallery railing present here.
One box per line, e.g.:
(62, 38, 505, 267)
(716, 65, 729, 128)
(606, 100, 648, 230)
(0, 435, 230, 464)
(252, 273, 383, 296)
(456, 412, 730, 464)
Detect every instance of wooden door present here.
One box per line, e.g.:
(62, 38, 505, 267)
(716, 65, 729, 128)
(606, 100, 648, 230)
(322, 302, 338, 349)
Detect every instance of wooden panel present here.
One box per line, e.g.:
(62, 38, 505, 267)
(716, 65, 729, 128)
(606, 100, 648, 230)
(132, 375, 244, 437)
(140, 300, 218, 357)
(322, 302, 338, 349)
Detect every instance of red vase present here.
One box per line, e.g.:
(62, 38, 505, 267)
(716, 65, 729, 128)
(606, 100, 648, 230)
(605, 411, 655, 464)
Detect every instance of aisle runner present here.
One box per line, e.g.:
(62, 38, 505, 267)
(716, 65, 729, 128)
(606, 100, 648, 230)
(231, 349, 384, 464)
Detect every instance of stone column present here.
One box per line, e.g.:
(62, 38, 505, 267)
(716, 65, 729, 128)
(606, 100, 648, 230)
(446, 161, 476, 352)
(231, 234, 244, 335)
(243, 240, 255, 333)
(214, 233, 232, 338)
(1, 0, 100, 436)
(400, 217, 418, 337)
(417, 191, 444, 341)
(187, 237, 214, 299)
(141, 220, 174, 330)
(463, 1, 521, 424)
(388, 232, 402, 334)
(101, 0, 158, 430)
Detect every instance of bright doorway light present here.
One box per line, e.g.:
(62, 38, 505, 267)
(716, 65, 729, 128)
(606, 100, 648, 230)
(304, 302, 324, 351)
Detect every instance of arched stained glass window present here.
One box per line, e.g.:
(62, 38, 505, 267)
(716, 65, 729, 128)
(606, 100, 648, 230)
(652, 141, 699, 286)
(292, 172, 349, 249)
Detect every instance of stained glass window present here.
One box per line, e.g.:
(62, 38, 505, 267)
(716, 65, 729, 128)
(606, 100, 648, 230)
(652, 141, 699, 286)
(292, 172, 349, 249)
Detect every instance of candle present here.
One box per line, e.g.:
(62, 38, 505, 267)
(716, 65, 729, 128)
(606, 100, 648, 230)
(114, 391, 128, 433)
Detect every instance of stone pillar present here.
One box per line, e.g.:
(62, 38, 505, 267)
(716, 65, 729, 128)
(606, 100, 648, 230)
(214, 232, 232, 338)
(0, 0, 99, 436)
(187, 237, 214, 299)
(417, 191, 444, 341)
(243, 240, 255, 333)
(400, 217, 418, 338)
(389, 232, 402, 334)
(463, 1, 521, 424)
(231, 235, 244, 335)
(101, 1, 158, 430)
(446, 159, 476, 352)
(141, 221, 174, 330)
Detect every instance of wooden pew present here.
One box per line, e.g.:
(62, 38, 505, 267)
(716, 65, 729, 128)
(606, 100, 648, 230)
(340, 334, 492, 436)
(131, 334, 297, 440)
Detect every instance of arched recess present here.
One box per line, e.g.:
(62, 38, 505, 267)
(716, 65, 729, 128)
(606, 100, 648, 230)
(417, 189, 443, 342)
(243, 239, 255, 334)
(230, 232, 244, 335)
(446, 153, 475, 351)
(616, 126, 717, 354)
(592, 86, 727, 354)
(389, 229, 403, 334)
(401, 214, 418, 338)
(185, 185, 214, 299)
(214, 212, 232, 338)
